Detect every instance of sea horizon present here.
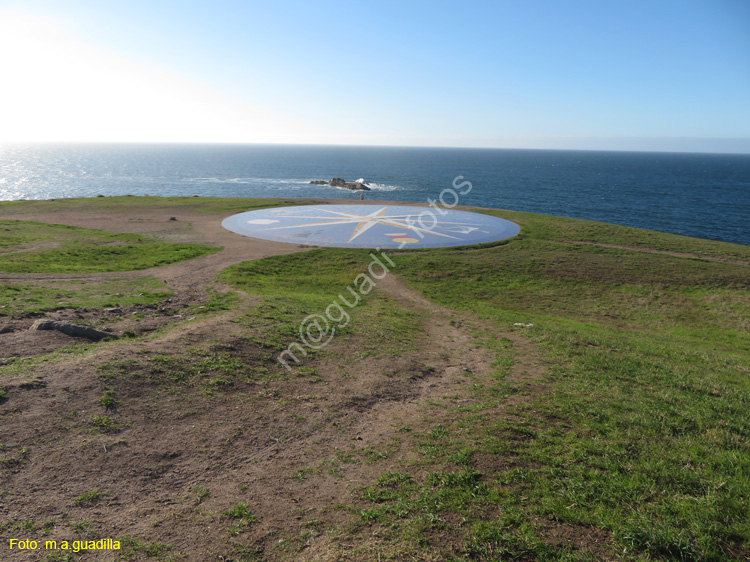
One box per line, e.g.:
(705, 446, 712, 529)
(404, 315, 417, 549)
(3, 139, 750, 156)
(1, 143, 749, 245)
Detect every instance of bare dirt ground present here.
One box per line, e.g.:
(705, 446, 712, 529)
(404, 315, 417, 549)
(0, 201, 591, 561)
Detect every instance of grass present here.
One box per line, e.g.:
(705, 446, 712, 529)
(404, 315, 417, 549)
(222, 502, 257, 538)
(356, 210, 750, 561)
(2, 199, 747, 561)
(0, 195, 303, 216)
(189, 288, 240, 315)
(218, 209, 749, 560)
(72, 490, 101, 506)
(192, 484, 210, 504)
(116, 534, 174, 561)
(0, 220, 219, 273)
(94, 345, 272, 401)
(0, 277, 172, 318)
(223, 502, 256, 522)
(88, 415, 126, 434)
(0, 342, 97, 379)
(219, 249, 419, 359)
(99, 390, 118, 409)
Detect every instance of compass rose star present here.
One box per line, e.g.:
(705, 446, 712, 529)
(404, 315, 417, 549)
(223, 204, 521, 249)
(263, 206, 469, 242)
(347, 207, 389, 241)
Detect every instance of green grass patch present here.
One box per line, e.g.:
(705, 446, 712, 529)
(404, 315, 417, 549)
(88, 415, 127, 434)
(223, 502, 257, 525)
(219, 249, 419, 360)
(72, 490, 101, 506)
(192, 484, 210, 504)
(115, 534, 174, 561)
(494, 208, 750, 262)
(188, 288, 240, 315)
(0, 220, 218, 273)
(0, 277, 172, 318)
(0, 195, 303, 216)
(96, 345, 270, 397)
(0, 343, 96, 378)
(99, 390, 118, 409)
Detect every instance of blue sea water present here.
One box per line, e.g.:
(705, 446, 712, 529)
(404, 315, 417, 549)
(0, 143, 748, 245)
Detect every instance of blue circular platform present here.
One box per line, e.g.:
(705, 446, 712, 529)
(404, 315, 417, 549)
(221, 205, 520, 249)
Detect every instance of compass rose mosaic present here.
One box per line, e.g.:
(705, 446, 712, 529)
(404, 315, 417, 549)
(221, 204, 520, 249)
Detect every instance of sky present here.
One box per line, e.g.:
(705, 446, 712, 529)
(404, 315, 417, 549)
(0, 0, 748, 152)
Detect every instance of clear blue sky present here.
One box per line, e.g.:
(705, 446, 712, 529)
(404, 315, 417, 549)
(1, 0, 748, 152)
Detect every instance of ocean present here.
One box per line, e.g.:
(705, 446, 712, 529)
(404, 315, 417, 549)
(1, 143, 748, 245)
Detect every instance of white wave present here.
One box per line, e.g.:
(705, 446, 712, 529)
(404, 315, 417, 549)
(323, 181, 402, 192)
(187, 177, 310, 186)
(275, 179, 312, 185)
(365, 182, 401, 191)
(353, 178, 402, 190)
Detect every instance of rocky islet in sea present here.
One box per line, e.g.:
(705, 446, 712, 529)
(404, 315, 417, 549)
(310, 177, 371, 191)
